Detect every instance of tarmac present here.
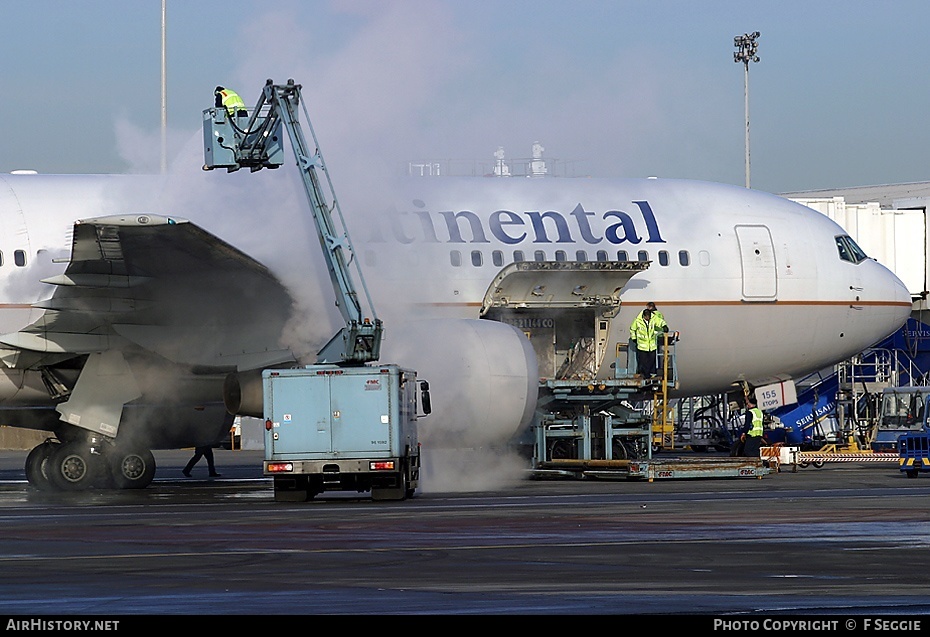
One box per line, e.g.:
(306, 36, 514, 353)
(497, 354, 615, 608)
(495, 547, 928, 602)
(0, 446, 928, 620)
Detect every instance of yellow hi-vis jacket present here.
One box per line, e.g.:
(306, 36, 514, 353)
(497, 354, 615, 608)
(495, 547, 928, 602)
(218, 89, 246, 116)
(629, 310, 668, 353)
(748, 407, 764, 437)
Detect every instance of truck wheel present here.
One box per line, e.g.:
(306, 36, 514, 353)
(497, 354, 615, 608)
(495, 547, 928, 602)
(549, 439, 574, 460)
(906, 469, 919, 479)
(372, 473, 407, 501)
(273, 477, 314, 501)
(274, 489, 311, 502)
(612, 439, 629, 460)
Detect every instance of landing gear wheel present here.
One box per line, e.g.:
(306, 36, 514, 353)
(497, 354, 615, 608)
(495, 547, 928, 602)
(47, 442, 99, 491)
(25, 441, 57, 491)
(109, 447, 156, 489)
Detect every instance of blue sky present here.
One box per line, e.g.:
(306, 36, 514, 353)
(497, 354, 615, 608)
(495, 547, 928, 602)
(2, 0, 930, 193)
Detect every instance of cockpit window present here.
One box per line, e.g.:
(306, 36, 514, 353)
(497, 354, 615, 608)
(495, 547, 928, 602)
(835, 235, 868, 264)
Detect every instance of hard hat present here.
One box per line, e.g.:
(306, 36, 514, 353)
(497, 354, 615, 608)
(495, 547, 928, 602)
(215, 86, 225, 93)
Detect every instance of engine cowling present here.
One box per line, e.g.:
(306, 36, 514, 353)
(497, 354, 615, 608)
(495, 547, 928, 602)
(223, 368, 265, 418)
(379, 318, 538, 448)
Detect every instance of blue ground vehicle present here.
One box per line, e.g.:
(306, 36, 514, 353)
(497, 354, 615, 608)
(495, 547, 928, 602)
(871, 386, 930, 452)
(898, 432, 930, 478)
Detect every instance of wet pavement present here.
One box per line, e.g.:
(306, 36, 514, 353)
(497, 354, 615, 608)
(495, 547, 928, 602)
(0, 448, 928, 617)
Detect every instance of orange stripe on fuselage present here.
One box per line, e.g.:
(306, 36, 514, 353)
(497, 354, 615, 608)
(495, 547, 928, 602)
(417, 300, 913, 309)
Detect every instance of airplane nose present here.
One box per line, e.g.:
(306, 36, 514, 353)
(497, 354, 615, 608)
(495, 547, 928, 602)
(896, 274, 912, 318)
(879, 263, 913, 337)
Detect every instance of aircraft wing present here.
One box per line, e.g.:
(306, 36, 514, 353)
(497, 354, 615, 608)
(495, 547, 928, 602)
(0, 213, 298, 371)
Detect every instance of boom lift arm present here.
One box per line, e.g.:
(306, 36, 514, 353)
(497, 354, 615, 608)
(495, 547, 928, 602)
(203, 79, 381, 365)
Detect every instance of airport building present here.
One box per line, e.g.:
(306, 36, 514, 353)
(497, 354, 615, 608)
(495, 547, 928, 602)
(765, 184, 930, 448)
(782, 182, 930, 311)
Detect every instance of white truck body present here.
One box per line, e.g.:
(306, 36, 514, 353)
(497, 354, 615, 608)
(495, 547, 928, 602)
(262, 364, 422, 501)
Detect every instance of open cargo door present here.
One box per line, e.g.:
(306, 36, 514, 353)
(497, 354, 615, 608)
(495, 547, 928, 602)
(480, 261, 648, 379)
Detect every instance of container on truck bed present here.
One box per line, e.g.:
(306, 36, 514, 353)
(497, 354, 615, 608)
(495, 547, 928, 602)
(263, 364, 429, 501)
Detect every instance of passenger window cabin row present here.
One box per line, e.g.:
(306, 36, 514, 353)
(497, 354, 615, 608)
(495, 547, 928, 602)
(0, 250, 27, 267)
(448, 249, 693, 268)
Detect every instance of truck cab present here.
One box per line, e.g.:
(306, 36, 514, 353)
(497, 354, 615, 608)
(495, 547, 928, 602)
(871, 386, 930, 452)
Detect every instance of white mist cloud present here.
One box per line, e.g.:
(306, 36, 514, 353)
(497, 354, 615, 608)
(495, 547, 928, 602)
(107, 4, 546, 491)
(420, 447, 528, 494)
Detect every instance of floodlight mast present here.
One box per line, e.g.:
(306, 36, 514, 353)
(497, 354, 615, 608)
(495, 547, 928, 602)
(734, 31, 760, 189)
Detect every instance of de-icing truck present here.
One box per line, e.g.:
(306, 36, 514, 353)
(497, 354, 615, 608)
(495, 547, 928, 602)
(203, 79, 430, 501)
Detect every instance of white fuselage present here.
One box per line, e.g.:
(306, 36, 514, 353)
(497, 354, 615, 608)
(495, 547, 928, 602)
(355, 176, 912, 396)
(0, 171, 912, 403)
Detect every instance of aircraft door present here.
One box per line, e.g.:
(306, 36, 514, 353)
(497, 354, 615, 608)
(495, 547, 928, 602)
(735, 225, 777, 301)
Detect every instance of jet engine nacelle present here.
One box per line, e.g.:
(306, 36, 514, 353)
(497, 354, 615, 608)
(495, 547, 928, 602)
(223, 368, 265, 420)
(223, 318, 539, 448)
(380, 318, 539, 447)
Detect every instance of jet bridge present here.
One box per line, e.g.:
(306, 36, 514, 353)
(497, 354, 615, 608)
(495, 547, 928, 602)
(480, 261, 673, 475)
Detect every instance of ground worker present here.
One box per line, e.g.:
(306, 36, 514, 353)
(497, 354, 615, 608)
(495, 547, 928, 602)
(732, 394, 765, 457)
(629, 303, 669, 378)
(645, 301, 664, 324)
(182, 445, 221, 478)
(215, 86, 247, 117)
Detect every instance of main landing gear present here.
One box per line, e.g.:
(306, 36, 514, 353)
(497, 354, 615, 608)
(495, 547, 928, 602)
(25, 438, 156, 491)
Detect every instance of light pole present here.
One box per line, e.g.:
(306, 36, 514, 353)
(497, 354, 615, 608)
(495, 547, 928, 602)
(160, 0, 167, 175)
(734, 31, 760, 189)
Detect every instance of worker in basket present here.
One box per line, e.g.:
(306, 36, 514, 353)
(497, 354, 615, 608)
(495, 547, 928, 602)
(215, 86, 247, 118)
